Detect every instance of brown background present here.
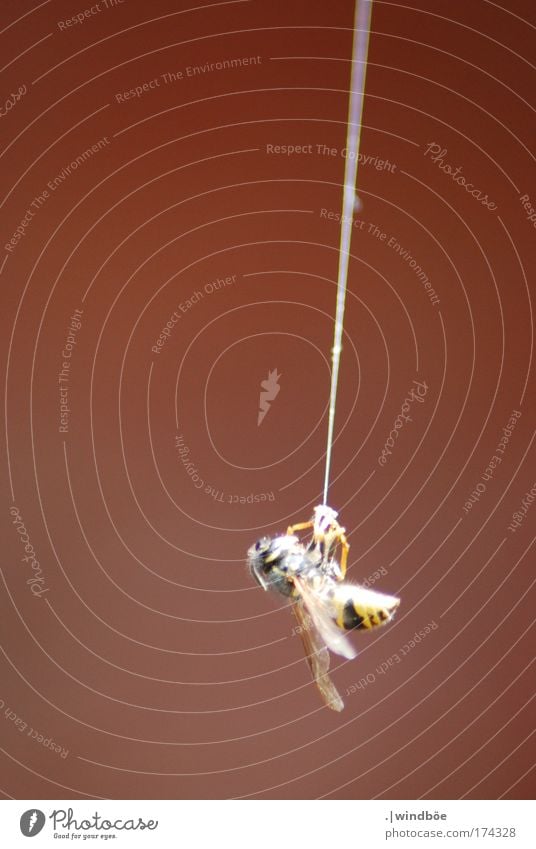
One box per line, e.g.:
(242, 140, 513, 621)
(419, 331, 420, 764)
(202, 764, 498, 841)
(0, 0, 534, 800)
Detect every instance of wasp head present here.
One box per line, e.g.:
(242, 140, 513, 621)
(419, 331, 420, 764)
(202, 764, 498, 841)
(247, 534, 299, 596)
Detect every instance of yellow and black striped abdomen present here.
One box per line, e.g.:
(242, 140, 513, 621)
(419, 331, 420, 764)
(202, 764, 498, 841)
(333, 584, 400, 631)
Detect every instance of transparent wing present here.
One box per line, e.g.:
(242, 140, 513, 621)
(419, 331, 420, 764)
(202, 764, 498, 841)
(292, 599, 344, 712)
(294, 575, 357, 660)
(346, 584, 400, 610)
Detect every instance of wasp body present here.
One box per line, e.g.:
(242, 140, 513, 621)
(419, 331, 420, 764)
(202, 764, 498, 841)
(248, 506, 400, 711)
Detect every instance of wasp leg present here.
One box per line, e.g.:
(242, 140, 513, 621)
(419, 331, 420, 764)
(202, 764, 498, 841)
(286, 520, 314, 537)
(337, 530, 349, 579)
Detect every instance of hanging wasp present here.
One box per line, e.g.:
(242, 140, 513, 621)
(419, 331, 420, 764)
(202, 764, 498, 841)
(248, 505, 400, 711)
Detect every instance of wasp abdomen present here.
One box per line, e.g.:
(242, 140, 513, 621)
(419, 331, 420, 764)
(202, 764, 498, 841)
(334, 585, 400, 631)
(341, 599, 366, 630)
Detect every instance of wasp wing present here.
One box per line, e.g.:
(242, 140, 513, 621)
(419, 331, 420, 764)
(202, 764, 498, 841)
(292, 599, 344, 712)
(294, 575, 357, 660)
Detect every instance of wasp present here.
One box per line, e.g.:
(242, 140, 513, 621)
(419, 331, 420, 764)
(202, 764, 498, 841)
(248, 506, 400, 711)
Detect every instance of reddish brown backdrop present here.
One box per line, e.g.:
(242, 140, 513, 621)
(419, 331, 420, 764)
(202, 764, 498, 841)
(1, 0, 535, 799)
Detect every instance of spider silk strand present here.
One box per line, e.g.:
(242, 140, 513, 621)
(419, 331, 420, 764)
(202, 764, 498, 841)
(323, 0, 373, 506)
